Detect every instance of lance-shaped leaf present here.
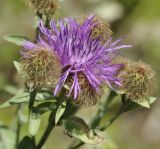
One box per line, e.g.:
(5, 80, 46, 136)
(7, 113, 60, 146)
(55, 100, 66, 124)
(0, 90, 57, 108)
(148, 96, 157, 104)
(32, 102, 58, 114)
(62, 117, 103, 144)
(132, 96, 157, 109)
(0, 90, 29, 108)
(13, 61, 23, 74)
(35, 91, 56, 101)
(135, 100, 150, 108)
(29, 111, 41, 136)
(4, 34, 28, 46)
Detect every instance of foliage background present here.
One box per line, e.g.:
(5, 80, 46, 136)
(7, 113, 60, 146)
(0, 0, 160, 149)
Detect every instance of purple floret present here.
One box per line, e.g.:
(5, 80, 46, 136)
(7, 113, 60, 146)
(38, 15, 132, 99)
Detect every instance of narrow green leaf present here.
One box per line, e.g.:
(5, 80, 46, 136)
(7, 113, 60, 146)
(133, 96, 157, 109)
(0, 90, 56, 108)
(0, 90, 29, 108)
(55, 100, 66, 124)
(62, 117, 103, 144)
(124, 96, 157, 112)
(13, 61, 23, 73)
(32, 102, 58, 114)
(4, 34, 28, 46)
(133, 99, 150, 108)
(35, 91, 56, 101)
(148, 96, 157, 104)
(29, 112, 41, 136)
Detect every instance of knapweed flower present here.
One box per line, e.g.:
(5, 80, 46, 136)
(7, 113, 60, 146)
(38, 15, 131, 105)
(25, 0, 58, 17)
(115, 59, 155, 102)
(21, 41, 61, 90)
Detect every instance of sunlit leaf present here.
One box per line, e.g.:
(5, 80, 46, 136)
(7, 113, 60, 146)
(62, 117, 103, 144)
(4, 34, 28, 46)
(133, 96, 157, 109)
(0, 90, 57, 108)
(133, 99, 150, 108)
(0, 90, 29, 108)
(13, 61, 23, 73)
(148, 96, 157, 104)
(124, 96, 157, 112)
(29, 112, 41, 136)
(35, 91, 56, 101)
(32, 102, 58, 114)
(55, 100, 66, 124)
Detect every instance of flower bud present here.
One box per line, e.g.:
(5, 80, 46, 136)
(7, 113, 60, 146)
(25, 0, 58, 17)
(91, 16, 113, 43)
(21, 44, 61, 90)
(115, 60, 155, 102)
(78, 15, 113, 43)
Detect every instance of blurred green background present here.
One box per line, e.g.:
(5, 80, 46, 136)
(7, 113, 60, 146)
(0, 0, 160, 149)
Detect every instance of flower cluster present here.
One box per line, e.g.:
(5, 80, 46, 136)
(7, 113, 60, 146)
(21, 15, 131, 104)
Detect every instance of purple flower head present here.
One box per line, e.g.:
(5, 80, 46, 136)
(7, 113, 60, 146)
(39, 15, 132, 99)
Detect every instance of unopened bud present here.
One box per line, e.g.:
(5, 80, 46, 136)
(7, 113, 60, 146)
(21, 45, 61, 90)
(78, 15, 113, 43)
(91, 16, 113, 43)
(115, 60, 155, 102)
(25, 0, 58, 18)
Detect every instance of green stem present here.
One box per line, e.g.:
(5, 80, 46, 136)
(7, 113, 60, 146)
(28, 90, 37, 111)
(27, 90, 37, 148)
(100, 97, 131, 131)
(37, 112, 55, 148)
(91, 91, 117, 129)
(100, 104, 124, 131)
